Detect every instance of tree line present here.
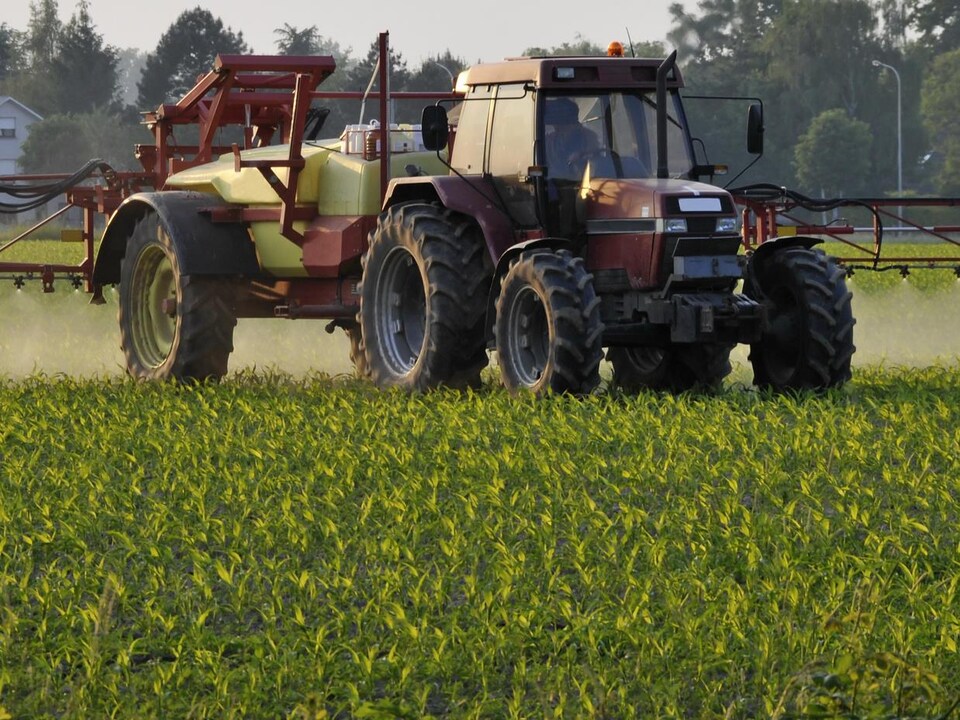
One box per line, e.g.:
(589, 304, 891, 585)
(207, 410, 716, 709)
(1, 0, 958, 198)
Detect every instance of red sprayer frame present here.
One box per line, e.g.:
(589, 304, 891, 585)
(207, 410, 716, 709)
(735, 194, 960, 274)
(0, 32, 456, 295)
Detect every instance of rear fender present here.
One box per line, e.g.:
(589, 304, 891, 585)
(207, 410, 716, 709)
(745, 235, 822, 298)
(93, 191, 261, 286)
(384, 176, 517, 263)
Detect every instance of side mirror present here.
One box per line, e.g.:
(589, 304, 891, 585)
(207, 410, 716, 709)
(747, 103, 764, 155)
(421, 105, 449, 151)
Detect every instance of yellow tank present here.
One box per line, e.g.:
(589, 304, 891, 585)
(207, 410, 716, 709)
(165, 141, 448, 276)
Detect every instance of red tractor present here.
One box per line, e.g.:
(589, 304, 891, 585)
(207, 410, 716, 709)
(356, 51, 854, 393)
(6, 36, 855, 393)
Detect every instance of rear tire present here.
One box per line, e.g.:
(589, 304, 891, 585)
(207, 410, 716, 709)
(745, 247, 854, 391)
(495, 250, 603, 395)
(359, 203, 490, 390)
(118, 213, 236, 382)
(608, 343, 731, 393)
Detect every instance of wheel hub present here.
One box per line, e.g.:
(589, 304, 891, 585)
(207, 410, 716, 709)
(130, 244, 177, 369)
(376, 247, 426, 375)
(505, 286, 550, 387)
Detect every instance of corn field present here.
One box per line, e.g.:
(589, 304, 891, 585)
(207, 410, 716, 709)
(1, 368, 959, 718)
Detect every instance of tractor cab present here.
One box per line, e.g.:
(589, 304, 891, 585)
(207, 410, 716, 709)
(421, 55, 704, 241)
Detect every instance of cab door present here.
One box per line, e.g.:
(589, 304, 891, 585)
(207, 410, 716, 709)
(487, 84, 538, 228)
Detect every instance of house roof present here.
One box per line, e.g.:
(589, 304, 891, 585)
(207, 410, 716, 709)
(0, 97, 43, 121)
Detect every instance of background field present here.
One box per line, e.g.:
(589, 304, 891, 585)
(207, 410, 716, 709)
(2, 238, 960, 717)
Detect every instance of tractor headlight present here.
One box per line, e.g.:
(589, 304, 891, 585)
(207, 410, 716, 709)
(664, 218, 688, 234)
(716, 217, 738, 233)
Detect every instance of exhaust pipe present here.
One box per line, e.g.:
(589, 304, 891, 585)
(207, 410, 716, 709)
(656, 50, 678, 180)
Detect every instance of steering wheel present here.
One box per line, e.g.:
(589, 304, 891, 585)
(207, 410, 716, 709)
(580, 148, 621, 178)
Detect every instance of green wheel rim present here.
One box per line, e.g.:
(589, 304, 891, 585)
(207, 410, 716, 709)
(130, 244, 177, 369)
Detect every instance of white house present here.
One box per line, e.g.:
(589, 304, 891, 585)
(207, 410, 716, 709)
(0, 96, 43, 178)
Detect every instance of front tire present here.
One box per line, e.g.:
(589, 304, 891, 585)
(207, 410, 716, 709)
(495, 250, 603, 395)
(745, 247, 855, 391)
(608, 343, 732, 393)
(359, 203, 490, 390)
(118, 214, 236, 381)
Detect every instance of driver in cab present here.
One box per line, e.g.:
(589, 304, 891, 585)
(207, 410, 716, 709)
(544, 97, 598, 182)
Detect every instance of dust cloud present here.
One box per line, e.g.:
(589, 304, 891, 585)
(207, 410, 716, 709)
(0, 285, 356, 379)
(846, 281, 960, 366)
(1, 281, 959, 381)
(0, 285, 124, 377)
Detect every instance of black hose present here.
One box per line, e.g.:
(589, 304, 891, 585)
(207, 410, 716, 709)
(0, 159, 117, 214)
(729, 183, 886, 266)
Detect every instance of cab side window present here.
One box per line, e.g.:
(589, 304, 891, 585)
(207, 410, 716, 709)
(450, 86, 492, 174)
(488, 85, 534, 177)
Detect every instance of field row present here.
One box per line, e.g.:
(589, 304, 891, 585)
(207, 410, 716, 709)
(1, 369, 959, 717)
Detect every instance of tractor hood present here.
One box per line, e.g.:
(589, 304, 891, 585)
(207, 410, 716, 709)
(580, 177, 737, 226)
(577, 177, 741, 290)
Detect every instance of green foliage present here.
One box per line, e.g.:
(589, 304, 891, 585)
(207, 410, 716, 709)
(1, 368, 960, 717)
(795, 109, 873, 196)
(1, 1, 118, 117)
(673, 0, 920, 195)
(136, 8, 249, 109)
(921, 49, 960, 196)
(0, 23, 25, 82)
(523, 34, 665, 60)
(403, 51, 466, 99)
(18, 109, 149, 173)
(273, 24, 350, 66)
(48, 0, 119, 113)
(0, 0, 61, 116)
(345, 39, 410, 94)
(25, 0, 60, 68)
(910, 0, 960, 54)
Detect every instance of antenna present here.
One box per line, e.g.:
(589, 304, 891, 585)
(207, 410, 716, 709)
(625, 27, 637, 57)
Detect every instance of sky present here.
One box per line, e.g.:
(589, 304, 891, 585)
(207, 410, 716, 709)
(6, 0, 694, 64)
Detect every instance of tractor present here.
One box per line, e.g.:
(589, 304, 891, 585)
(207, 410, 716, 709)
(87, 36, 854, 393)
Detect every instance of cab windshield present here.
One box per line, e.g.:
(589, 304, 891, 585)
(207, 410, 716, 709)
(541, 91, 694, 181)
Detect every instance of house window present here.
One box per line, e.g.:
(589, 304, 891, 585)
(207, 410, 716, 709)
(0, 117, 15, 138)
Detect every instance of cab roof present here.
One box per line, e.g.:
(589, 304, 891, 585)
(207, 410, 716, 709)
(457, 56, 684, 91)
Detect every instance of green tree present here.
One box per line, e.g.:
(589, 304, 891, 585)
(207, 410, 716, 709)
(116, 47, 147, 107)
(137, 8, 249, 109)
(26, 0, 60, 67)
(524, 34, 665, 58)
(763, 0, 882, 118)
(920, 49, 960, 195)
(668, 0, 780, 65)
(666, 0, 784, 186)
(0, 23, 25, 82)
(794, 108, 872, 196)
(910, 0, 960, 54)
(19, 107, 148, 173)
(406, 51, 465, 91)
(1, 0, 61, 113)
(877, 0, 909, 49)
(346, 38, 410, 93)
(273, 24, 351, 65)
(49, 1, 119, 113)
(274, 23, 321, 55)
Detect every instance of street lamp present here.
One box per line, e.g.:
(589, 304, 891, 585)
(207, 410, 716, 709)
(872, 59, 902, 225)
(430, 61, 455, 87)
